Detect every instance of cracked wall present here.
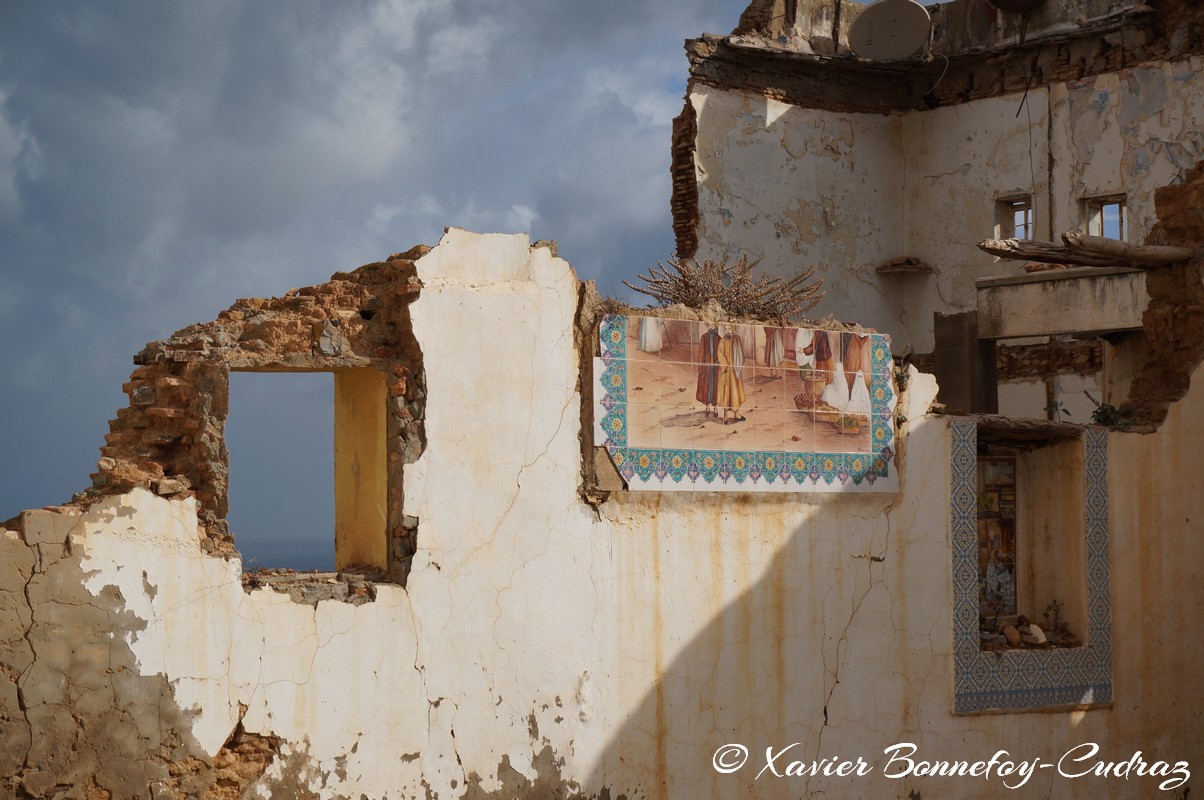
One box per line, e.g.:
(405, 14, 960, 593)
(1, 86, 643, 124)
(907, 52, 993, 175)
(1, 229, 1202, 799)
(85, 248, 427, 580)
(680, 4, 1204, 355)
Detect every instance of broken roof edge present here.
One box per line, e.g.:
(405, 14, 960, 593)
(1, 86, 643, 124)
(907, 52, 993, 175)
(686, 0, 1195, 114)
(724, 0, 1155, 58)
(70, 230, 582, 564)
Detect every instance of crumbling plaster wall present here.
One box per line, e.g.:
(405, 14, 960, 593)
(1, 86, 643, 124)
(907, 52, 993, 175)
(84, 249, 427, 580)
(2, 229, 1203, 799)
(1106, 358, 1204, 757)
(690, 90, 905, 331)
(735, 0, 1147, 54)
(688, 56, 1204, 355)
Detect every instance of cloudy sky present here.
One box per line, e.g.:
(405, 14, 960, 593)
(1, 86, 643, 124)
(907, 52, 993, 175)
(0, 0, 761, 566)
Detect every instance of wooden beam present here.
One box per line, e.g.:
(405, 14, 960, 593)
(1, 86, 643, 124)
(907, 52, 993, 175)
(976, 238, 1117, 267)
(977, 235, 1196, 269)
(1061, 231, 1195, 264)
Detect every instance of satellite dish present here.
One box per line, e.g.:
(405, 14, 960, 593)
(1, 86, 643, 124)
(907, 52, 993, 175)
(849, 0, 932, 61)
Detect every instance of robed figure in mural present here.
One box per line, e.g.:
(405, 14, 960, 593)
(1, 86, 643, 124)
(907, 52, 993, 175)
(795, 328, 816, 374)
(764, 327, 786, 379)
(843, 333, 872, 393)
(696, 323, 720, 417)
(637, 316, 665, 353)
(823, 361, 850, 411)
(803, 330, 834, 373)
(717, 324, 746, 424)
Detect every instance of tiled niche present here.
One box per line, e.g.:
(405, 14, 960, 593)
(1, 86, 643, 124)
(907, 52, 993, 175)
(950, 420, 1113, 713)
(593, 314, 897, 493)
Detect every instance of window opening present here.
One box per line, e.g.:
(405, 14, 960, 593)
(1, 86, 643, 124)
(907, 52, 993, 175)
(953, 423, 1110, 713)
(227, 372, 335, 572)
(1084, 195, 1126, 240)
(998, 196, 1034, 240)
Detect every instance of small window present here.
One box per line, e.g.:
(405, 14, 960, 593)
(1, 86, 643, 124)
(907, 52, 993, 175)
(1084, 195, 1126, 240)
(228, 367, 389, 575)
(997, 196, 1034, 240)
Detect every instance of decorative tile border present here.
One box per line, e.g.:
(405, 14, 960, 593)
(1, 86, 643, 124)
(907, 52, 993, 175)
(594, 314, 898, 493)
(950, 421, 1112, 713)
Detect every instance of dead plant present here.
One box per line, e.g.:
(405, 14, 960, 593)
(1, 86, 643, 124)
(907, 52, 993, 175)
(623, 253, 824, 320)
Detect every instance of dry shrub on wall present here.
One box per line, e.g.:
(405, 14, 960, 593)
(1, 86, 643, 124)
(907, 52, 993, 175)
(623, 253, 825, 320)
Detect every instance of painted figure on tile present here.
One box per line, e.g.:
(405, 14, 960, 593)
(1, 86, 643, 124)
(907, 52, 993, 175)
(764, 326, 785, 379)
(822, 360, 850, 411)
(795, 328, 815, 377)
(637, 316, 665, 353)
(847, 371, 872, 415)
(696, 323, 720, 416)
(803, 330, 834, 373)
(717, 324, 747, 424)
(843, 333, 872, 392)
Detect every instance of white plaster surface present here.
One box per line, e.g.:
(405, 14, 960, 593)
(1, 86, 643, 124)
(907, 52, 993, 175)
(692, 61, 1204, 355)
(693, 91, 905, 346)
(998, 379, 1048, 420)
(26, 231, 1201, 798)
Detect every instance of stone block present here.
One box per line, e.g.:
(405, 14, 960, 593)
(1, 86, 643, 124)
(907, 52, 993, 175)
(153, 478, 188, 496)
(0, 529, 35, 589)
(155, 376, 192, 404)
(21, 509, 80, 547)
(130, 383, 157, 406)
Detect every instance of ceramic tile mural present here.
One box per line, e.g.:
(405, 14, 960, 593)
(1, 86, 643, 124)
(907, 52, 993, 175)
(594, 314, 897, 492)
(951, 421, 1112, 713)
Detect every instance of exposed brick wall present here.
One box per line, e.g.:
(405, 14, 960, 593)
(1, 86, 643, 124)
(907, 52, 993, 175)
(84, 248, 428, 579)
(670, 96, 700, 259)
(996, 339, 1103, 382)
(907, 338, 1102, 384)
(1127, 161, 1204, 422)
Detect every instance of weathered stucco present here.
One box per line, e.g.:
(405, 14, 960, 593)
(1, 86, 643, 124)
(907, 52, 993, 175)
(690, 56, 1204, 356)
(84, 247, 427, 581)
(682, 0, 1204, 361)
(691, 90, 904, 334)
(977, 267, 1148, 339)
(2, 229, 1202, 798)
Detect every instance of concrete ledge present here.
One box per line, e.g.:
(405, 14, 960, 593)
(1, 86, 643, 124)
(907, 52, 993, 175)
(977, 267, 1147, 339)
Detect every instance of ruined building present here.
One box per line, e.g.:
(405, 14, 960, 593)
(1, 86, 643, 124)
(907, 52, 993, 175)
(2, 0, 1203, 798)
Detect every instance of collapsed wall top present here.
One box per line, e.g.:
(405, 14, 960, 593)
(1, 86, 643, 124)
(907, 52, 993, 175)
(84, 246, 428, 577)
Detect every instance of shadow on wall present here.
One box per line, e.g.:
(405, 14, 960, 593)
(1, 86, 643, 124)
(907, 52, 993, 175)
(571, 423, 1155, 800)
(578, 490, 923, 800)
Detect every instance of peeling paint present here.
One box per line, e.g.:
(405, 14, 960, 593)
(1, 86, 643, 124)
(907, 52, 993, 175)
(1, 227, 1203, 798)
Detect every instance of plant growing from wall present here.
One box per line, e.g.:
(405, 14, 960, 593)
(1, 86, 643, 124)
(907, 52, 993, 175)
(1044, 400, 1070, 422)
(1084, 391, 1144, 429)
(623, 253, 825, 320)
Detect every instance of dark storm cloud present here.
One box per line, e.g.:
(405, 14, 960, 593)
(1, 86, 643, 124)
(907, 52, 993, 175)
(0, 0, 747, 533)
